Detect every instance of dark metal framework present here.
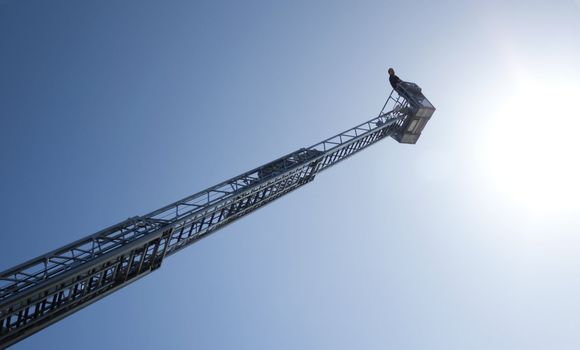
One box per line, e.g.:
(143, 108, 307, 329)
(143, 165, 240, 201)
(0, 88, 428, 348)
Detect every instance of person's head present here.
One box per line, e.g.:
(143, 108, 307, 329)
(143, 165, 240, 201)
(388, 68, 395, 76)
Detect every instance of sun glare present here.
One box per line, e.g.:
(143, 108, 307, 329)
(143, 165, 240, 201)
(482, 74, 580, 214)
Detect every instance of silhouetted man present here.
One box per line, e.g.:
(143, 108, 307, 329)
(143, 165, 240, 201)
(388, 68, 402, 90)
(388, 67, 422, 100)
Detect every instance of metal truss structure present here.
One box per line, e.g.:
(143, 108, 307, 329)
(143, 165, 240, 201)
(0, 86, 435, 348)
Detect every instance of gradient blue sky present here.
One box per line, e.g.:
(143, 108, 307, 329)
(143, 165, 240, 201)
(1, 1, 580, 349)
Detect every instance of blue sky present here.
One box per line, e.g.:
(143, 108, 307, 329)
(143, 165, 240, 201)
(1, 0, 580, 349)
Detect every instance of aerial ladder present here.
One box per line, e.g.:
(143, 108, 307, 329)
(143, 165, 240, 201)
(0, 83, 435, 348)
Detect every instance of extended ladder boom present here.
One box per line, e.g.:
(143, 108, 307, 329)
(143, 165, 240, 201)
(0, 86, 435, 348)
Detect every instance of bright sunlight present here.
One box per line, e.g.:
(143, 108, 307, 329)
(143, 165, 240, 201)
(482, 73, 580, 214)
